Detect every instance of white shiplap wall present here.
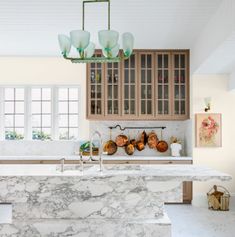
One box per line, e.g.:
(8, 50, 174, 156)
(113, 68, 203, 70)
(0, 0, 222, 56)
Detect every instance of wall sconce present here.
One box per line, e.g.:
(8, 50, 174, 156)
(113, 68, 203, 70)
(204, 97, 211, 112)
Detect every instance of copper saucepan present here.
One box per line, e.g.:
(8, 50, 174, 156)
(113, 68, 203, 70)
(147, 131, 159, 149)
(115, 134, 129, 147)
(103, 129, 117, 155)
(156, 130, 168, 153)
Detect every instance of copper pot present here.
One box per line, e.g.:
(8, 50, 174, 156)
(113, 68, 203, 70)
(147, 132, 159, 149)
(103, 140, 117, 155)
(156, 130, 168, 153)
(115, 134, 128, 147)
(136, 141, 145, 151)
(130, 139, 137, 147)
(140, 131, 148, 145)
(125, 143, 135, 155)
(156, 140, 168, 153)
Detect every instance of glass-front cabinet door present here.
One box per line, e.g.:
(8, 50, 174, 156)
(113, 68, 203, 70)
(87, 53, 104, 118)
(139, 53, 154, 118)
(122, 53, 138, 117)
(105, 62, 121, 116)
(172, 52, 189, 119)
(156, 52, 171, 118)
(86, 50, 189, 120)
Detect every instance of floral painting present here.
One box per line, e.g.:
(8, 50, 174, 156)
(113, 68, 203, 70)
(195, 113, 222, 147)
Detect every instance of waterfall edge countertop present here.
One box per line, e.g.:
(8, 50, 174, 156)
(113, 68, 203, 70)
(0, 164, 231, 237)
(0, 164, 231, 182)
(0, 155, 192, 161)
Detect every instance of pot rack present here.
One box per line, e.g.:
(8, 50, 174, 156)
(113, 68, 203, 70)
(108, 124, 166, 131)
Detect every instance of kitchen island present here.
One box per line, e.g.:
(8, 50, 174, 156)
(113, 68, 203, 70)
(0, 164, 232, 237)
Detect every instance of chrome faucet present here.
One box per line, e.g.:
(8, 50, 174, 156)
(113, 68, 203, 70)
(79, 152, 84, 172)
(60, 158, 65, 172)
(90, 130, 103, 172)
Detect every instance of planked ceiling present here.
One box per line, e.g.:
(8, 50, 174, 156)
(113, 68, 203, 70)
(0, 0, 222, 56)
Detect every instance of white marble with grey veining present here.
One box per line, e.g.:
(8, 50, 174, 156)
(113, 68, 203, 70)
(0, 164, 231, 181)
(0, 215, 172, 237)
(0, 164, 231, 237)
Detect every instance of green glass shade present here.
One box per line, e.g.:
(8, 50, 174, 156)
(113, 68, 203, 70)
(102, 44, 119, 58)
(58, 34, 71, 56)
(122, 32, 134, 57)
(98, 30, 119, 50)
(84, 42, 95, 58)
(70, 30, 90, 52)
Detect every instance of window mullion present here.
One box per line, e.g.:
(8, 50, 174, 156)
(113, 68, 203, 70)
(53, 87, 59, 140)
(0, 88, 5, 140)
(25, 87, 32, 140)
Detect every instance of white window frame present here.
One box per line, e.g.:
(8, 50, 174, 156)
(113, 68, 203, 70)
(0, 85, 81, 141)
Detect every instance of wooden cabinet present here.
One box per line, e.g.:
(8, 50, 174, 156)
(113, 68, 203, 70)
(87, 50, 189, 120)
(172, 52, 189, 119)
(156, 52, 171, 119)
(105, 62, 121, 117)
(183, 181, 193, 204)
(139, 52, 154, 118)
(122, 53, 138, 118)
(87, 53, 105, 118)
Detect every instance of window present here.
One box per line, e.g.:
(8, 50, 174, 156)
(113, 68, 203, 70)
(58, 88, 79, 140)
(4, 88, 25, 140)
(0, 86, 80, 141)
(31, 88, 52, 140)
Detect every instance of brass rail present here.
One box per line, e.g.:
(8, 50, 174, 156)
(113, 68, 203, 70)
(82, 0, 110, 30)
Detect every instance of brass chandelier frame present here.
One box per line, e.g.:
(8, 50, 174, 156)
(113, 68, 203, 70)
(63, 0, 125, 63)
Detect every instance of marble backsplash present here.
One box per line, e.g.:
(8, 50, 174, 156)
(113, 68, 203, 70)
(90, 120, 192, 157)
(0, 141, 80, 156)
(0, 120, 192, 157)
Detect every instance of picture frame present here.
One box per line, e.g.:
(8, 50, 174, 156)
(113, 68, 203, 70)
(195, 113, 222, 147)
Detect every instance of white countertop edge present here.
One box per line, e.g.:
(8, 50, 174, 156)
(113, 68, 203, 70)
(0, 155, 192, 161)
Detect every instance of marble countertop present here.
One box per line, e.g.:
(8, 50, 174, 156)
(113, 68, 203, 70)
(0, 155, 192, 161)
(0, 164, 231, 182)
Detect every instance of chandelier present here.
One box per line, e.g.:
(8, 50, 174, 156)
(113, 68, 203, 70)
(58, 0, 134, 63)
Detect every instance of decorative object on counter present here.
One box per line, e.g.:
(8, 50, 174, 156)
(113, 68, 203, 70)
(58, 0, 134, 63)
(115, 134, 128, 147)
(103, 129, 117, 155)
(80, 141, 99, 156)
(195, 113, 222, 147)
(204, 97, 211, 112)
(207, 185, 230, 211)
(156, 130, 168, 153)
(170, 136, 182, 157)
(147, 132, 159, 149)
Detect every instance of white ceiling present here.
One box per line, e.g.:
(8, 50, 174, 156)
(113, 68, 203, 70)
(195, 32, 235, 74)
(0, 0, 222, 56)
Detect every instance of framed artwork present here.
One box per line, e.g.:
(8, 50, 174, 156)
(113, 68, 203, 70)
(195, 113, 222, 147)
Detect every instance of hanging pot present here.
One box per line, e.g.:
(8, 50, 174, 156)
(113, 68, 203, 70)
(156, 130, 168, 153)
(125, 143, 135, 155)
(115, 134, 128, 147)
(136, 141, 145, 151)
(140, 130, 148, 145)
(103, 129, 117, 155)
(130, 139, 137, 147)
(147, 131, 159, 149)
